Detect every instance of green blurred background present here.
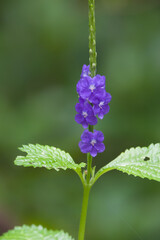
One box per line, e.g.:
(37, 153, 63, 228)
(0, 0, 160, 239)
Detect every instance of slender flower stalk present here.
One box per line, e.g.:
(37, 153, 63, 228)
(77, 0, 111, 239)
(89, 0, 97, 78)
(86, 0, 97, 185)
(78, 1, 97, 240)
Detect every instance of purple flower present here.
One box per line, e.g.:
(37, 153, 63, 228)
(81, 64, 90, 78)
(75, 101, 97, 128)
(93, 92, 112, 119)
(78, 97, 86, 104)
(76, 74, 106, 103)
(79, 130, 105, 157)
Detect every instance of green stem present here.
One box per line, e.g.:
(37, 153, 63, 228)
(78, 1, 97, 240)
(86, 153, 92, 184)
(78, 185, 90, 240)
(87, 0, 97, 184)
(89, 0, 97, 77)
(87, 125, 93, 184)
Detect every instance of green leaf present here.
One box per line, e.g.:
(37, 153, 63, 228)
(14, 144, 85, 171)
(0, 225, 74, 240)
(94, 143, 160, 183)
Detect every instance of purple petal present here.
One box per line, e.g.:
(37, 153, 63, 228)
(93, 130, 104, 142)
(93, 74, 105, 88)
(75, 103, 83, 113)
(88, 93, 96, 104)
(83, 102, 93, 113)
(81, 65, 90, 78)
(77, 78, 90, 98)
(94, 88, 106, 99)
(98, 111, 104, 119)
(102, 104, 110, 115)
(76, 81, 81, 94)
(86, 116, 97, 125)
(79, 88, 91, 100)
(79, 97, 86, 104)
(105, 92, 112, 103)
(81, 119, 88, 128)
(93, 104, 100, 115)
(90, 88, 106, 104)
(81, 130, 92, 143)
(80, 78, 90, 88)
(76, 101, 92, 115)
(90, 147, 97, 157)
(79, 142, 92, 153)
(75, 114, 84, 124)
(94, 143, 105, 153)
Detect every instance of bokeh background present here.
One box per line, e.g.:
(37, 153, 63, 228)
(0, 0, 160, 239)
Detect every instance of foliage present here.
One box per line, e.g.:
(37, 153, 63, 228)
(0, 225, 74, 240)
(94, 143, 160, 183)
(14, 144, 85, 171)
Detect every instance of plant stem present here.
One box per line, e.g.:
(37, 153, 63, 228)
(89, 0, 97, 77)
(78, 185, 90, 240)
(87, 125, 93, 184)
(87, 0, 97, 182)
(78, 1, 97, 240)
(86, 153, 92, 184)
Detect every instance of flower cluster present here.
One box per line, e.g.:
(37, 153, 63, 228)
(79, 130, 105, 157)
(75, 64, 111, 157)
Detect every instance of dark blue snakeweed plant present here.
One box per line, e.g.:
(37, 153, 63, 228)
(0, 0, 160, 240)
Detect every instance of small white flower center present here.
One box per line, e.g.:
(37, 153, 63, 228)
(83, 73, 87, 77)
(99, 101, 104, 109)
(90, 139, 97, 146)
(89, 84, 96, 92)
(82, 111, 88, 118)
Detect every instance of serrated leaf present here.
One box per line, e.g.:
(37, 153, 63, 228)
(14, 144, 85, 171)
(94, 143, 160, 183)
(0, 225, 74, 240)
